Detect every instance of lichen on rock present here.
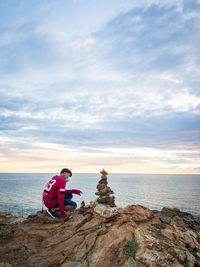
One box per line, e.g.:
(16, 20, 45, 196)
(123, 233, 139, 259)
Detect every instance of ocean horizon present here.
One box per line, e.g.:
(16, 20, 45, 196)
(0, 173, 200, 216)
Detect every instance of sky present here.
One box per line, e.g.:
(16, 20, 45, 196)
(0, 0, 200, 174)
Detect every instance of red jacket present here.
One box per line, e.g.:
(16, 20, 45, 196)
(43, 175, 80, 219)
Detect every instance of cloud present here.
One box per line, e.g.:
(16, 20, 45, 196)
(0, 0, 200, 173)
(0, 142, 199, 173)
(94, 0, 200, 95)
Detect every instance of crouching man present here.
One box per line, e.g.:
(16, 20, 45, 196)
(43, 168, 82, 221)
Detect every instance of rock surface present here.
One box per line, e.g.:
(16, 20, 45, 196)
(0, 206, 200, 267)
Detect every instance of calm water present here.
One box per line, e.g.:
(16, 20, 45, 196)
(0, 173, 199, 215)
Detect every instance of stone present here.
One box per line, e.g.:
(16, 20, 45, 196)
(79, 201, 89, 214)
(96, 184, 106, 191)
(97, 196, 116, 207)
(95, 192, 107, 196)
(105, 186, 113, 193)
(81, 201, 85, 208)
(119, 205, 152, 223)
(160, 216, 172, 224)
(98, 179, 108, 185)
(162, 207, 180, 213)
(100, 169, 108, 175)
(95, 169, 116, 207)
(61, 261, 83, 267)
(0, 205, 200, 267)
(101, 175, 107, 179)
(93, 203, 118, 218)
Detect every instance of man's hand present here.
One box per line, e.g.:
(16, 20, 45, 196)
(76, 190, 82, 195)
(70, 189, 83, 195)
(78, 190, 82, 195)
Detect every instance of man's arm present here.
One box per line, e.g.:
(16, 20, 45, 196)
(65, 189, 82, 195)
(58, 181, 68, 219)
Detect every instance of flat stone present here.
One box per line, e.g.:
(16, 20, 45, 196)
(95, 192, 113, 196)
(97, 184, 106, 190)
(93, 202, 118, 218)
(100, 169, 108, 175)
(97, 196, 116, 207)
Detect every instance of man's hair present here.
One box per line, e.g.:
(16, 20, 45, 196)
(60, 168, 72, 177)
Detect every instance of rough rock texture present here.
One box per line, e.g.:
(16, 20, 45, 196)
(0, 206, 200, 267)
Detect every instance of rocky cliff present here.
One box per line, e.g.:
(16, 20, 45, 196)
(0, 205, 200, 267)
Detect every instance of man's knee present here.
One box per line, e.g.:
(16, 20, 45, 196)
(64, 202, 77, 210)
(65, 193, 73, 200)
(70, 201, 77, 209)
(64, 198, 77, 209)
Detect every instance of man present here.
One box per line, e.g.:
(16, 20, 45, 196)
(43, 168, 82, 220)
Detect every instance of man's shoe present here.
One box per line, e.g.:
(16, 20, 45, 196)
(47, 208, 60, 218)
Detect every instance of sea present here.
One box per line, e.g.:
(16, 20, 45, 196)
(0, 173, 200, 216)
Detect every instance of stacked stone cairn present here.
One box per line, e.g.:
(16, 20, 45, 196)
(95, 169, 116, 207)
